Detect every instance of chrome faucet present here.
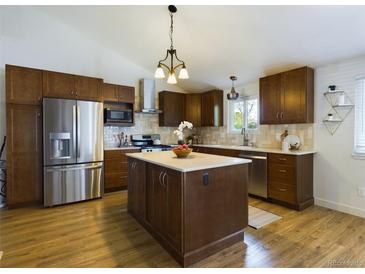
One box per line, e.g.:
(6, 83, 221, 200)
(241, 128, 249, 146)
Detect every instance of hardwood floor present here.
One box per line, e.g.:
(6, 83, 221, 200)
(0, 191, 364, 268)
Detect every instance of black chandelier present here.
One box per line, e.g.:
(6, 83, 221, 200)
(154, 5, 189, 84)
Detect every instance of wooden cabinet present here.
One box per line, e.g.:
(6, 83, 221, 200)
(259, 74, 281, 124)
(185, 93, 202, 127)
(128, 158, 146, 221)
(260, 66, 314, 124)
(159, 91, 185, 127)
(6, 65, 43, 105)
(201, 90, 223, 127)
(146, 164, 182, 250)
(268, 153, 313, 210)
(104, 149, 140, 192)
(43, 71, 102, 101)
(193, 146, 240, 157)
(128, 158, 248, 267)
(102, 83, 135, 103)
(6, 104, 43, 207)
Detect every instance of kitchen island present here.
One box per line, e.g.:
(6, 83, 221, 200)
(126, 151, 251, 267)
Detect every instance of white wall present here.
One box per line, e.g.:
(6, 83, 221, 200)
(314, 56, 365, 217)
(0, 6, 184, 155)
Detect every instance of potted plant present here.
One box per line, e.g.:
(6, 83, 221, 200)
(173, 121, 193, 158)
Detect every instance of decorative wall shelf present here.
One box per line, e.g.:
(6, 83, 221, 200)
(323, 89, 354, 135)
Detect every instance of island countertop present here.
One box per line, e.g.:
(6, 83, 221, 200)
(126, 151, 251, 172)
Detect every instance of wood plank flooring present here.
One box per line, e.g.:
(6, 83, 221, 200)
(0, 191, 364, 268)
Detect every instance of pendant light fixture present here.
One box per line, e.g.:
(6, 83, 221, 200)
(227, 76, 239, 100)
(154, 5, 189, 84)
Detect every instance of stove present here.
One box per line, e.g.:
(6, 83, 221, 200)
(131, 134, 173, 153)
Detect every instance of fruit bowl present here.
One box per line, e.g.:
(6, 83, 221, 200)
(172, 145, 192, 158)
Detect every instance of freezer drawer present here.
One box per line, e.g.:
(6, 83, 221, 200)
(44, 162, 103, 207)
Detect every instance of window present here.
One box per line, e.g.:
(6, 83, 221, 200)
(228, 96, 258, 133)
(354, 78, 365, 156)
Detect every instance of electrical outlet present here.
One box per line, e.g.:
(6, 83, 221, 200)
(357, 187, 365, 197)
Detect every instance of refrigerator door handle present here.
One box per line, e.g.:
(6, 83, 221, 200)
(45, 163, 103, 172)
(77, 104, 81, 159)
(73, 104, 77, 160)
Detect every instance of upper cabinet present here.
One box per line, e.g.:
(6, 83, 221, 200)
(102, 83, 135, 103)
(260, 66, 314, 124)
(201, 90, 223, 127)
(43, 71, 102, 101)
(6, 65, 43, 105)
(159, 91, 185, 127)
(185, 93, 202, 127)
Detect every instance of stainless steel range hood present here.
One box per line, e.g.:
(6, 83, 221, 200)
(139, 79, 162, 114)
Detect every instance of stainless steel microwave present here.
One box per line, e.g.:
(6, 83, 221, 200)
(104, 108, 133, 124)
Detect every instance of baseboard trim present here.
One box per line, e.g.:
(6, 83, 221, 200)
(314, 197, 365, 218)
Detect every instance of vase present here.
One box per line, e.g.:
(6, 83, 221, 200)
(178, 139, 184, 145)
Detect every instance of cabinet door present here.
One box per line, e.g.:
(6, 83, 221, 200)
(201, 90, 223, 127)
(159, 91, 185, 127)
(128, 159, 146, 220)
(43, 71, 75, 99)
(6, 104, 42, 206)
(185, 93, 202, 127)
(259, 74, 281, 124)
(6, 65, 43, 105)
(118, 85, 135, 103)
(102, 83, 119, 102)
(280, 67, 309, 123)
(75, 76, 102, 102)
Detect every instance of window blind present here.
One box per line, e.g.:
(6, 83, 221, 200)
(354, 78, 365, 155)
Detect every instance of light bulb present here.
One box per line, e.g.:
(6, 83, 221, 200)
(154, 66, 165, 79)
(167, 72, 177, 84)
(178, 67, 189, 79)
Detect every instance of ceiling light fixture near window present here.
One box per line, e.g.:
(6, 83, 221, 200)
(154, 5, 189, 84)
(227, 76, 239, 100)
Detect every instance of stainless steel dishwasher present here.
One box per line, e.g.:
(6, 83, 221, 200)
(239, 151, 268, 198)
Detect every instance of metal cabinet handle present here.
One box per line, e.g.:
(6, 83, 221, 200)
(159, 171, 163, 185)
(120, 176, 127, 179)
(278, 158, 287, 161)
(281, 112, 284, 119)
(279, 169, 287, 173)
(162, 172, 167, 188)
(278, 188, 287, 192)
(276, 112, 279, 119)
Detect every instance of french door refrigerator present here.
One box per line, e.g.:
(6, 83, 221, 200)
(43, 98, 104, 207)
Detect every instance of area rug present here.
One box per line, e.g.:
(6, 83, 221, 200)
(248, 206, 282, 229)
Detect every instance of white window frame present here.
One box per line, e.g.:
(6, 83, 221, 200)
(228, 95, 259, 134)
(353, 77, 365, 159)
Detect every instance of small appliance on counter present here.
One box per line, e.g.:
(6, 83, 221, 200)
(131, 134, 172, 152)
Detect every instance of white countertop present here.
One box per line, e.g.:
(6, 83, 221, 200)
(194, 144, 316, 155)
(126, 151, 251, 172)
(104, 146, 140, 151)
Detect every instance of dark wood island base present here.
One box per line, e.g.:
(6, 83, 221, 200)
(127, 156, 249, 267)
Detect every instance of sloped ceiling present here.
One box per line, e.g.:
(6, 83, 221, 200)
(36, 5, 365, 92)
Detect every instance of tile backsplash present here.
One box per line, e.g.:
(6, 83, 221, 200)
(105, 115, 314, 150)
(104, 113, 179, 148)
(196, 124, 314, 150)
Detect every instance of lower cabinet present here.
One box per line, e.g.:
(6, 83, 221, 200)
(104, 149, 140, 192)
(128, 158, 146, 221)
(146, 164, 182, 251)
(267, 153, 313, 210)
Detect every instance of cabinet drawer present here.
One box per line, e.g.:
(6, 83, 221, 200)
(105, 160, 127, 174)
(269, 164, 296, 184)
(104, 149, 140, 160)
(269, 181, 296, 204)
(269, 153, 296, 167)
(105, 172, 128, 188)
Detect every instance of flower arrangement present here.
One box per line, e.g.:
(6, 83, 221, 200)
(173, 121, 193, 144)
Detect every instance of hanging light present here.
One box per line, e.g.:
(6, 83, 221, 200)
(154, 5, 189, 84)
(227, 76, 239, 100)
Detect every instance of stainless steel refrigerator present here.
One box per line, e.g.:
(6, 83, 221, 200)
(43, 98, 104, 207)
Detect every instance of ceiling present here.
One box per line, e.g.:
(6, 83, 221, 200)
(36, 5, 365, 91)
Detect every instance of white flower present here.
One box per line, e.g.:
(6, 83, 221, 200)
(174, 121, 193, 140)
